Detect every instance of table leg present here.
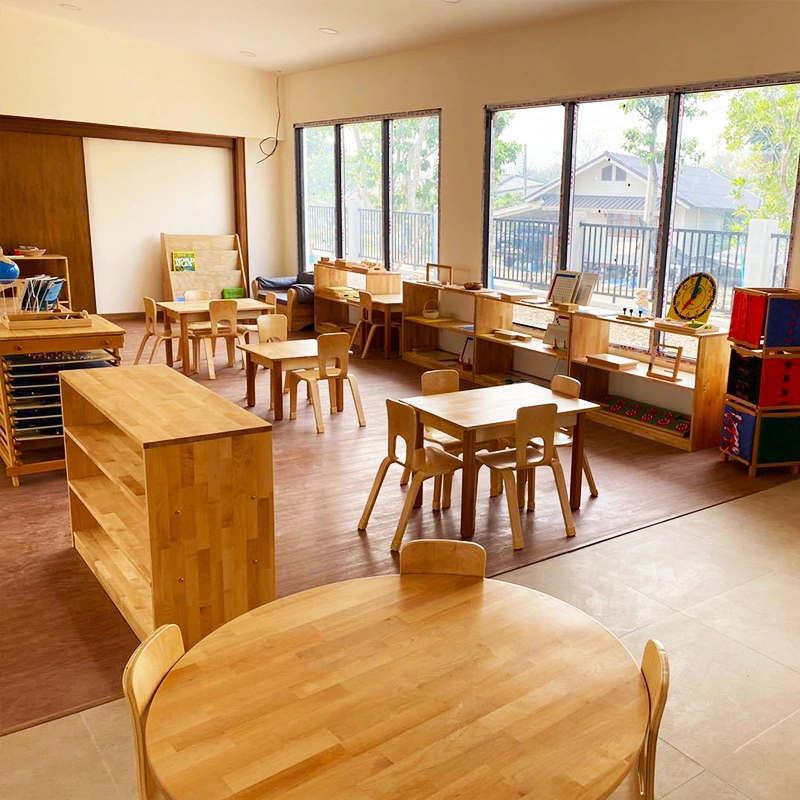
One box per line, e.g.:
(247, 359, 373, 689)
(570, 414, 586, 510)
(384, 312, 391, 359)
(180, 316, 190, 376)
(460, 430, 477, 537)
(336, 379, 344, 411)
(271, 362, 284, 420)
(245, 353, 256, 408)
(413, 416, 424, 508)
(163, 313, 174, 367)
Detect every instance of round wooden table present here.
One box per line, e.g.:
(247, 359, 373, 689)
(146, 576, 648, 800)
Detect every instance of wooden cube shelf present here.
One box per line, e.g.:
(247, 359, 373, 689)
(61, 364, 275, 646)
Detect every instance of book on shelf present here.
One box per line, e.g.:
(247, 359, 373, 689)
(585, 353, 640, 371)
(20, 276, 65, 311)
(172, 251, 196, 272)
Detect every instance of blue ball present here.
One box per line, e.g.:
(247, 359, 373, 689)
(0, 260, 20, 285)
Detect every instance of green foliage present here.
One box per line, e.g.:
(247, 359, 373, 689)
(493, 112, 524, 186)
(494, 191, 524, 210)
(303, 126, 336, 206)
(724, 85, 800, 233)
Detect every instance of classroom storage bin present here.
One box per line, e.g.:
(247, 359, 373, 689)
(729, 287, 800, 351)
(727, 347, 800, 409)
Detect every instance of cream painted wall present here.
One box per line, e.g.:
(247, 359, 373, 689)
(0, 6, 284, 278)
(281, 0, 800, 286)
(83, 139, 234, 314)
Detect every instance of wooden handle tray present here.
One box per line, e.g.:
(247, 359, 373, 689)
(1, 310, 92, 331)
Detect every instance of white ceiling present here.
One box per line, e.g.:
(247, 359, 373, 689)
(6, 0, 629, 73)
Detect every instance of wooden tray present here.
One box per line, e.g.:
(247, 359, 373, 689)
(1, 310, 91, 331)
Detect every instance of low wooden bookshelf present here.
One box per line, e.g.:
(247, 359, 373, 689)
(61, 364, 275, 646)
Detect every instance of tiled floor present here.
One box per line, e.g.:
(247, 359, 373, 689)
(2, 480, 798, 799)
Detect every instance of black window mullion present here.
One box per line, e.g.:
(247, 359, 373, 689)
(294, 127, 306, 274)
(382, 119, 391, 269)
(558, 102, 577, 272)
(334, 124, 344, 260)
(652, 93, 681, 318)
(481, 109, 494, 285)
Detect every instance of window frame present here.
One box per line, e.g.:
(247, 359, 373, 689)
(295, 109, 442, 273)
(482, 71, 800, 307)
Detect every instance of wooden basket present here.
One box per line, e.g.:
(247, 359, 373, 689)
(423, 300, 440, 320)
(0, 309, 91, 331)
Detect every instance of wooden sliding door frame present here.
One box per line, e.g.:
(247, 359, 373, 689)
(0, 115, 249, 280)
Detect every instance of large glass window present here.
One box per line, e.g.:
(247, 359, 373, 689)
(488, 106, 564, 291)
(666, 85, 799, 321)
(296, 113, 440, 272)
(301, 126, 336, 270)
(390, 115, 440, 273)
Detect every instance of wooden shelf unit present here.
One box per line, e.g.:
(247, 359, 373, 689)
(568, 312, 730, 451)
(314, 261, 401, 333)
(61, 364, 275, 646)
(161, 233, 246, 301)
(8, 254, 72, 308)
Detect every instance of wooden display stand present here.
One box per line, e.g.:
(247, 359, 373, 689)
(61, 364, 275, 646)
(8, 254, 72, 308)
(568, 312, 730, 451)
(314, 260, 401, 334)
(161, 234, 246, 301)
(0, 314, 124, 486)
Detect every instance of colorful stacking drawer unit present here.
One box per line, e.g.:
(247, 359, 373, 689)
(729, 287, 800, 351)
(722, 286, 800, 477)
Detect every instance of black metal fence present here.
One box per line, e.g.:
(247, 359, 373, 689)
(307, 205, 336, 256)
(772, 233, 791, 285)
(491, 219, 758, 314)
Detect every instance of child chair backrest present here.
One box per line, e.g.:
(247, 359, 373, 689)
(399, 540, 486, 577)
(122, 624, 184, 800)
(386, 399, 417, 469)
(421, 369, 460, 396)
(184, 289, 211, 301)
(142, 297, 158, 335)
(515, 403, 557, 467)
(359, 291, 374, 323)
(208, 299, 237, 335)
(551, 375, 581, 398)
(257, 314, 288, 343)
(251, 278, 259, 299)
(263, 290, 278, 308)
(317, 332, 350, 379)
(638, 639, 670, 799)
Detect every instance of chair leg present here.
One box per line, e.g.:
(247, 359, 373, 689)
(225, 336, 236, 367)
(433, 475, 442, 512)
(527, 467, 536, 511)
(516, 470, 527, 509)
(238, 334, 247, 368)
(148, 336, 162, 364)
(501, 470, 525, 550)
(551, 455, 576, 537)
(392, 473, 424, 551)
(192, 338, 200, 375)
(308, 379, 325, 433)
(442, 472, 454, 509)
(358, 457, 392, 531)
(203, 337, 216, 380)
(349, 319, 363, 351)
(361, 324, 379, 359)
(288, 373, 300, 420)
(133, 332, 152, 365)
(399, 467, 411, 486)
(348, 375, 366, 427)
(328, 378, 338, 414)
(583, 453, 599, 497)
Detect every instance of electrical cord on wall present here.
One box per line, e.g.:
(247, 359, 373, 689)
(258, 72, 282, 163)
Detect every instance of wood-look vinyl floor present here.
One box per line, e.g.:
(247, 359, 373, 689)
(1, 318, 795, 734)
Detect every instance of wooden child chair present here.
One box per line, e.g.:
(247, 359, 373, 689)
(399, 540, 486, 577)
(257, 313, 289, 410)
(288, 331, 366, 433)
(183, 289, 211, 301)
(476, 403, 574, 549)
(359, 399, 463, 551)
(350, 290, 401, 358)
(191, 299, 247, 380)
(238, 291, 278, 359)
(122, 624, 185, 800)
(133, 297, 183, 366)
(550, 375, 598, 497)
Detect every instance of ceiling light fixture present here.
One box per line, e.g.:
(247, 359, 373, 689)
(441, 0, 461, 4)
(239, 51, 258, 57)
(319, 27, 339, 35)
(59, 3, 82, 10)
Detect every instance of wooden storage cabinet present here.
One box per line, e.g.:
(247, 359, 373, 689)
(61, 364, 275, 646)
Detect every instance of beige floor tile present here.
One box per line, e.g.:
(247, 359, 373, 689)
(621, 613, 800, 768)
(606, 740, 704, 799)
(661, 771, 749, 800)
(0, 713, 121, 800)
(81, 698, 138, 800)
(710, 710, 800, 800)
(499, 548, 674, 636)
(683, 571, 800, 673)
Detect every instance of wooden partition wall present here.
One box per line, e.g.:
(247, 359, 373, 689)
(0, 116, 248, 315)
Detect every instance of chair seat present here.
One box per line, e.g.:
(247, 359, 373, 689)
(412, 446, 462, 476)
(476, 445, 547, 471)
(424, 427, 462, 451)
(553, 429, 574, 447)
(293, 366, 344, 382)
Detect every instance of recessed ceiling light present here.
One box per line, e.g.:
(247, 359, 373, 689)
(319, 28, 339, 35)
(59, 3, 82, 10)
(441, 0, 461, 4)
(239, 51, 258, 57)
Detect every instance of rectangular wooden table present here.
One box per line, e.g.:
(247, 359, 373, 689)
(157, 299, 270, 376)
(403, 382, 599, 536)
(240, 339, 319, 420)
